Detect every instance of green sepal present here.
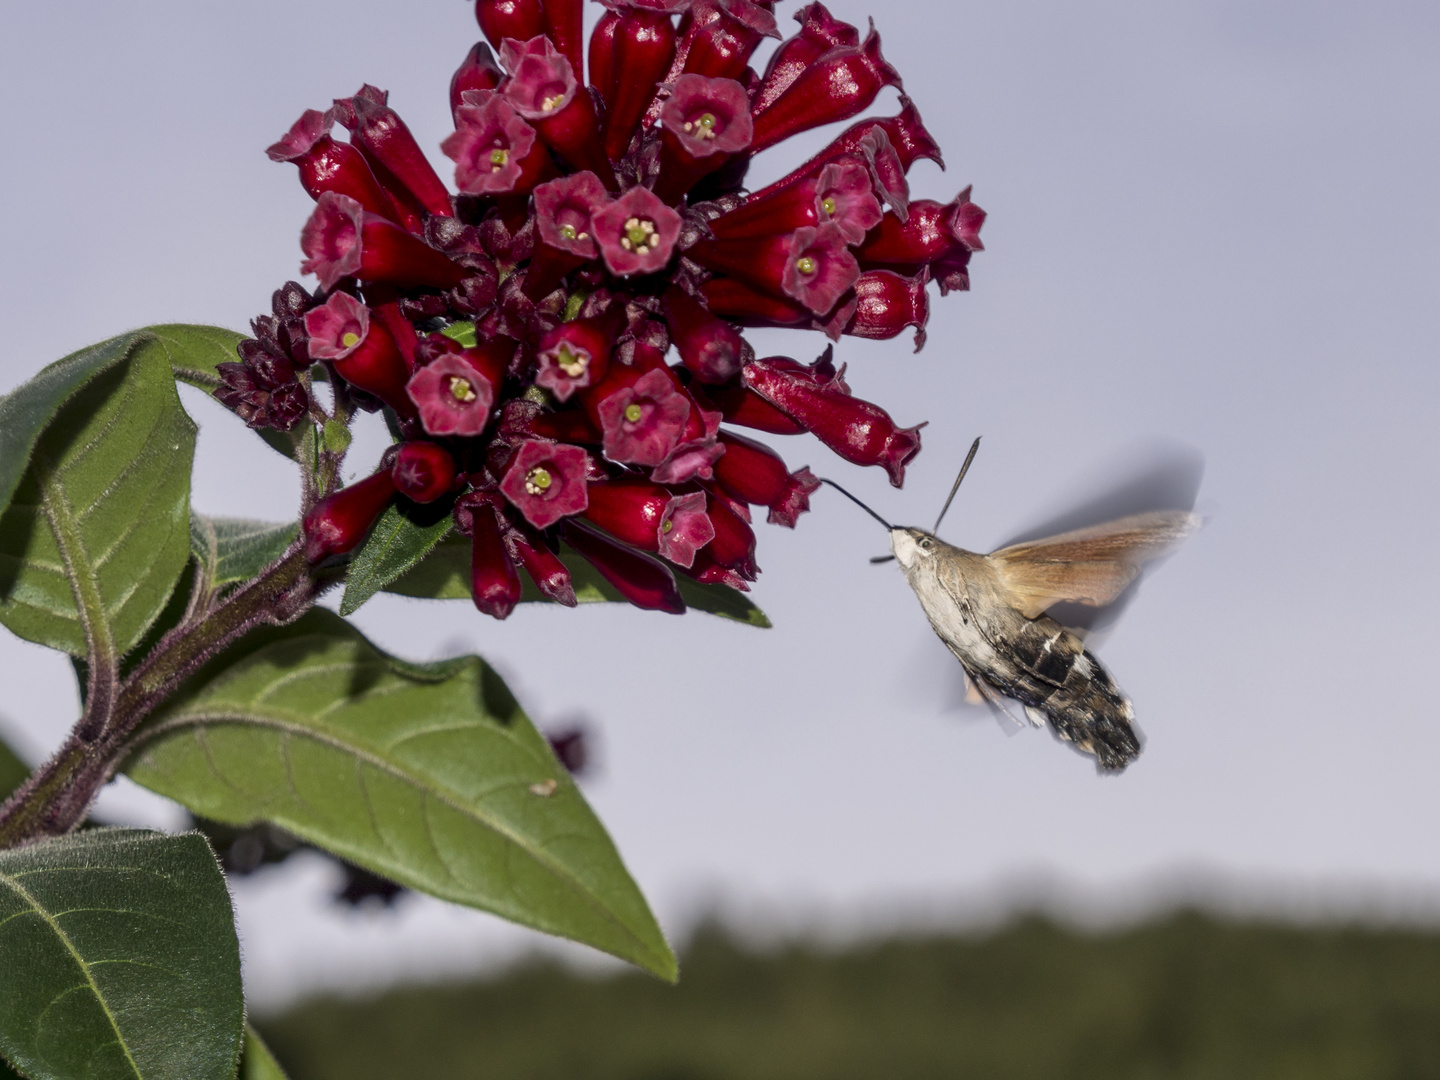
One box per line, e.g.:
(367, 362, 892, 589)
(240, 1025, 290, 1080)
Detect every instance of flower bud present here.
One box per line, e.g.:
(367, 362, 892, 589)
(844, 268, 930, 352)
(598, 1, 685, 162)
(591, 185, 684, 276)
(703, 488, 758, 577)
(305, 291, 417, 417)
(712, 429, 819, 527)
(303, 470, 399, 563)
(654, 74, 753, 203)
(507, 526, 577, 606)
(266, 110, 402, 224)
(680, 0, 777, 82)
(499, 438, 591, 528)
(750, 24, 902, 153)
(300, 193, 470, 291)
(856, 185, 986, 268)
(442, 94, 555, 197)
(747, 94, 942, 203)
(688, 222, 859, 315)
(392, 441, 458, 503)
(334, 86, 454, 220)
(534, 309, 621, 401)
(741, 353, 923, 486)
(450, 43, 506, 124)
(563, 522, 686, 613)
(583, 479, 714, 567)
(752, 2, 859, 115)
(469, 500, 523, 620)
(475, 0, 547, 52)
(501, 37, 616, 187)
(591, 365, 691, 466)
(663, 285, 744, 384)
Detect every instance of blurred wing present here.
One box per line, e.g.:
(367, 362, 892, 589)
(986, 510, 1200, 619)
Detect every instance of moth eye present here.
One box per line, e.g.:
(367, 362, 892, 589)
(919, 538, 933, 550)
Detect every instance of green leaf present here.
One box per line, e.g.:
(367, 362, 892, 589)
(0, 339, 196, 658)
(134, 324, 245, 394)
(0, 737, 27, 803)
(240, 1025, 289, 1080)
(385, 537, 770, 625)
(440, 321, 477, 347)
(338, 504, 454, 617)
(124, 610, 676, 981)
(0, 828, 244, 1080)
(189, 515, 298, 590)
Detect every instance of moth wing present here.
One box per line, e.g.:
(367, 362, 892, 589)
(986, 510, 1200, 619)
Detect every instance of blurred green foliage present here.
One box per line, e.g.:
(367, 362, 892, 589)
(258, 911, 1440, 1080)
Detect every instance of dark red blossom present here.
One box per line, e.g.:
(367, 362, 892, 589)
(392, 441, 457, 503)
(304, 470, 398, 563)
(500, 439, 591, 528)
(334, 86, 454, 220)
(591, 186, 683, 276)
(679, 0, 778, 81)
(753, 2, 859, 115)
(655, 74, 753, 203)
(708, 158, 879, 243)
(508, 525, 577, 606)
(475, 0, 547, 54)
(406, 345, 505, 436)
(703, 489, 759, 578)
(543, 0, 586, 82)
(845, 268, 930, 351)
(598, 1, 686, 162)
(593, 366, 692, 466)
(501, 37, 615, 186)
(584, 479, 714, 568)
(689, 223, 859, 315)
(750, 24, 902, 153)
(664, 285, 745, 384)
(856, 185, 987, 268)
(300, 193, 470, 291)
(534, 312, 620, 400)
(469, 500, 524, 619)
(712, 429, 820, 527)
(742, 353, 923, 486)
(563, 522, 686, 613)
(305, 291, 416, 417)
(267, 109, 404, 225)
(442, 94, 553, 197)
(450, 43, 506, 123)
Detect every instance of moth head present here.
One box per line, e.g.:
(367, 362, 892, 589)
(890, 527, 939, 569)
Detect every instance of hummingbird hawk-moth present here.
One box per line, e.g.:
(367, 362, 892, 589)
(824, 438, 1199, 772)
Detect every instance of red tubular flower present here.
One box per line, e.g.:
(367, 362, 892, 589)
(300, 193, 470, 291)
(680, 0, 778, 81)
(747, 94, 942, 203)
(701, 276, 812, 328)
(703, 489, 759, 578)
(591, 366, 691, 466)
(527, 170, 611, 296)
(334, 86, 454, 220)
(563, 522, 686, 613)
(303, 470, 398, 563)
(664, 285, 744, 384)
(442, 94, 555, 197)
(306, 291, 417, 417)
(689, 223, 859, 315)
(266, 110, 400, 223)
(858, 128, 910, 221)
(500, 439, 591, 528)
(749, 24, 902, 154)
(507, 526, 577, 606)
(534, 309, 621, 400)
(587, 10, 621, 104)
(857, 185, 987, 268)
(712, 429, 820, 527)
(741, 353, 923, 487)
(708, 158, 879, 243)
(469, 501, 524, 620)
(450, 43, 506, 123)
(591, 186, 683, 276)
(752, 2, 859, 116)
(501, 37, 616, 188)
(598, 1, 687, 164)
(542, 0, 585, 84)
(475, 0, 547, 52)
(692, 379, 807, 434)
(362, 289, 421, 369)
(392, 441, 457, 503)
(583, 479, 714, 567)
(406, 339, 509, 436)
(654, 74, 753, 204)
(844, 268, 930, 351)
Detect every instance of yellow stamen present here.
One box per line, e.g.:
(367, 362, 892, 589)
(448, 376, 477, 403)
(662, 519, 674, 533)
(541, 93, 565, 112)
(821, 196, 837, 216)
(489, 147, 509, 169)
(796, 255, 817, 275)
(624, 403, 643, 423)
(555, 344, 588, 378)
(340, 331, 361, 348)
(525, 466, 553, 495)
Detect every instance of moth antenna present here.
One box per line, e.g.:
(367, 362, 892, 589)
(932, 436, 982, 535)
(818, 478, 893, 530)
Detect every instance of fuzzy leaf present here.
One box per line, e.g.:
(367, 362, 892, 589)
(0, 339, 195, 658)
(240, 1025, 289, 1080)
(339, 504, 454, 616)
(189, 515, 298, 590)
(385, 537, 769, 625)
(0, 828, 244, 1080)
(124, 610, 676, 981)
(138, 324, 245, 394)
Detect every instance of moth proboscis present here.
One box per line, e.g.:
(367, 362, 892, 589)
(822, 438, 1200, 772)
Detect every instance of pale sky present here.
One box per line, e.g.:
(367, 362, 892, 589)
(1, 0, 1437, 1007)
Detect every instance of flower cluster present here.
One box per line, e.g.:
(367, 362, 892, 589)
(218, 0, 984, 618)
